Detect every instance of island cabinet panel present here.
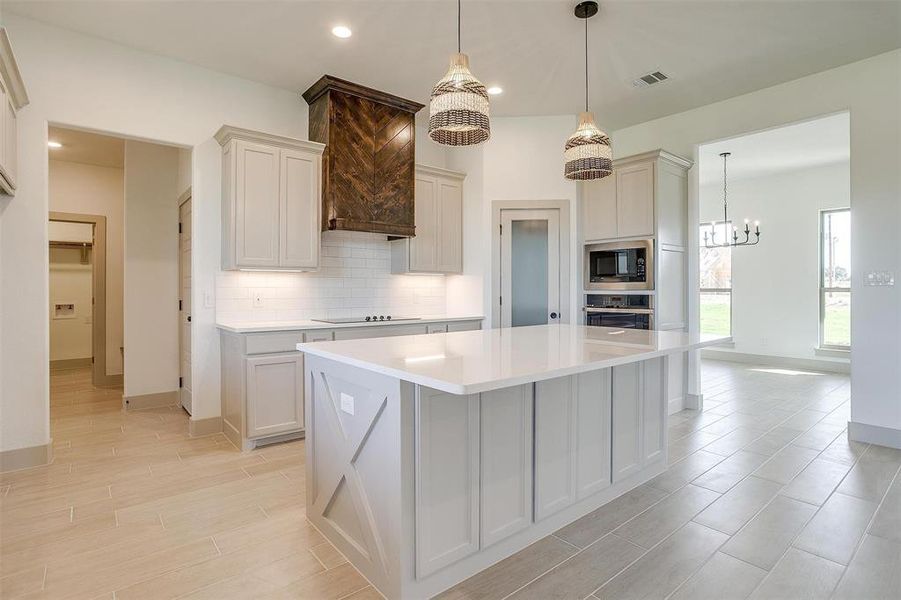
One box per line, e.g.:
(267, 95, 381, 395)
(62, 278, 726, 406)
(480, 385, 533, 547)
(612, 358, 667, 482)
(535, 370, 612, 521)
(415, 389, 480, 578)
(612, 362, 643, 482)
(245, 354, 304, 438)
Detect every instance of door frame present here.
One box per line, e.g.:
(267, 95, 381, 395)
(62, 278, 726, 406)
(48, 211, 119, 387)
(177, 188, 193, 414)
(491, 200, 571, 329)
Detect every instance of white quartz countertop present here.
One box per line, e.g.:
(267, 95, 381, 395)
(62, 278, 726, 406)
(298, 324, 731, 395)
(216, 315, 484, 334)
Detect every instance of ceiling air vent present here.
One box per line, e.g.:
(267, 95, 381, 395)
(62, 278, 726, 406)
(632, 71, 669, 88)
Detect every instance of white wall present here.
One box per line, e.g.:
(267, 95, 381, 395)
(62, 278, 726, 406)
(700, 163, 850, 361)
(0, 14, 309, 452)
(49, 245, 92, 362)
(612, 50, 901, 442)
(48, 159, 124, 375)
(176, 147, 191, 198)
(123, 140, 180, 397)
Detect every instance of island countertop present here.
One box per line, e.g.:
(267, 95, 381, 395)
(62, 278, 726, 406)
(298, 324, 730, 395)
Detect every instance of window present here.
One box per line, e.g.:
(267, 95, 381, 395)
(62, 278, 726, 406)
(820, 208, 851, 348)
(699, 221, 732, 336)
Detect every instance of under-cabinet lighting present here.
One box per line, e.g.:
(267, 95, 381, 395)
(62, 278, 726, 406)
(607, 330, 625, 335)
(331, 25, 352, 38)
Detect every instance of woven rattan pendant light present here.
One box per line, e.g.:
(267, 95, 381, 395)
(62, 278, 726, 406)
(428, 0, 490, 146)
(564, 1, 612, 180)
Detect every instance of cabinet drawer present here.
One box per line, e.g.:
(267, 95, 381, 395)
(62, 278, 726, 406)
(245, 332, 305, 354)
(333, 324, 427, 340)
(426, 324, 448, 334)
(447, 320, 482, 332)
(304, 330, 334, 343)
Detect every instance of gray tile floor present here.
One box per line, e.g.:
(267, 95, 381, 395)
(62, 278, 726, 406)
(440, 359, 901, 600)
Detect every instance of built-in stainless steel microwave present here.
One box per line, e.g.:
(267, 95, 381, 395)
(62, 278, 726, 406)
(584, 239, 654, 290)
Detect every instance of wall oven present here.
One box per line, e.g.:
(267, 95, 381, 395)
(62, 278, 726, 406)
(584, 294, 654, 330)
(584, 239, 654, 290)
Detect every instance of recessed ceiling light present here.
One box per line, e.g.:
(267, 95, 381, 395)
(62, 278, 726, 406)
(331, 25, 352, 38)
(487, 86, 503, 95)
(48, 141, 62, 148)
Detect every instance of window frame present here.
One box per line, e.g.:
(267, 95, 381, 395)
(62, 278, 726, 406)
(699, 220, 733, 337)
(819, 207, 851, 350)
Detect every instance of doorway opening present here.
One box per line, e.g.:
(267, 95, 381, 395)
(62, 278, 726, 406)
(46, 124, 192, 422)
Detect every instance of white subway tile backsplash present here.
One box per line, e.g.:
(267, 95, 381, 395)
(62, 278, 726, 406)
(215, 231, 447, 322)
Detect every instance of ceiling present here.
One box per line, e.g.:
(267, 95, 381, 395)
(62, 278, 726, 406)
(7, 1, 900, 130)
(48, 126, 124, 168)
(698, 112, 850, 186)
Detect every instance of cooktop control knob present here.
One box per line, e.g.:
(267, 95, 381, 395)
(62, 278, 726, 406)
(386, 315, 392, 320)
(364, 316, 371, 322)
(379, 315, 385, 321)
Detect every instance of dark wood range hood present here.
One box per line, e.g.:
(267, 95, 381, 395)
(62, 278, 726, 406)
(302, 76, 424, 237)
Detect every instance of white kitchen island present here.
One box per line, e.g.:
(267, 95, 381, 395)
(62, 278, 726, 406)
(298, 324, 727, 599)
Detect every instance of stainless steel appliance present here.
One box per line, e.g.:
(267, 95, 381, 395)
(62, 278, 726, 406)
(584, 239, 654, 290)
(311, 316, 421, 324)
(584, 294, 653, 329)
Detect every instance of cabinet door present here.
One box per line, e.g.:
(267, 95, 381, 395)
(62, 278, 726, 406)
(437, 178, 463, 273)
(480, 385, 533, 547)
(612, 362, 642, 482)
(245, 353, 304, 438)
(582, 176, 617, 241)
(279, 148, 320, 269)
(534, 376, 576, 521)
(415, 388, 480, 578)
(616, 162, 655, 238)
(575, 370, 612, 498)
(235, 140, 280, 267)
(409, 174, 439, 272)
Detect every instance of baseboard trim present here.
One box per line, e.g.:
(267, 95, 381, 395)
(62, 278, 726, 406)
(50, 358, 92, 371)
(0, 441, 53, 473)
(222, 419, 242, 450)
(848, 421, 901, 450)
(686, 393, 703, 410)
(123, 390, 177, 410)
(189, 416, 223, 438)
(668, 395, 685, 415)
(699, 348, 850, 374)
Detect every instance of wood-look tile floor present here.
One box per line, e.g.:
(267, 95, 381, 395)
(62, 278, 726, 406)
(0, 367, 378, 600)
(441, 360, 901, 600)
(3, 363, 900, 599)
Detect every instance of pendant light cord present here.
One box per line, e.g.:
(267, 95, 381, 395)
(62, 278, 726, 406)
(584, 15, 589, 112)
(723, 153, 729, 225)
(458, 0, 462, 53)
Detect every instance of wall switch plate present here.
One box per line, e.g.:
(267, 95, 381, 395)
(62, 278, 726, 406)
(340, 392, 355, 416)
(203, 290, 215, 308)
(252, 291, 264, 308)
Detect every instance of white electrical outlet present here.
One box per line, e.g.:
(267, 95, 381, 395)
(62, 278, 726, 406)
(252, 291, 264, 308)
(340, 392, 355, 416)
(204, 289, 215, 308)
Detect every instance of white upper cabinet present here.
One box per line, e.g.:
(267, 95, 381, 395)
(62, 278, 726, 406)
(0, 29, 29, 197)
(616, 162, 655, 238)
(581, 150, 690, 243)
(217, 126, 324, 271)
(392, 165, 465, 274)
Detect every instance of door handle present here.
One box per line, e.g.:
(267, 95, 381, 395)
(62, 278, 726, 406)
(550, 312, 558, 319)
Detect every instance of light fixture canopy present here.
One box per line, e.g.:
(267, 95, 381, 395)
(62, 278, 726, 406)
(428, 0, 490, 146)
(564, 1, 613, 181)
(704, 152, 761, 248)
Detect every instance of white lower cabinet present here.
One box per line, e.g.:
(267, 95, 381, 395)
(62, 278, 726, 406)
(415, 389, 480, 578)
(534, 370, 611, 521)
(612, 358, 666, 483)
(480, 385, 533, 547)
(245, 354, 304, 438)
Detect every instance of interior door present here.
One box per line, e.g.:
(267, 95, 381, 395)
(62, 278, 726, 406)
(500, 209, 561, 328)
(178, 196, 193, 414)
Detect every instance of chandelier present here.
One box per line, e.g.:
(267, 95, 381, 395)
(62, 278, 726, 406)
(564, 1, 612, 181)
(704, 152, 761, 248)
(428, 0, 490, 146)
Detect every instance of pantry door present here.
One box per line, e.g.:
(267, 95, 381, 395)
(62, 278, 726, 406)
(499, 209, 561, 328)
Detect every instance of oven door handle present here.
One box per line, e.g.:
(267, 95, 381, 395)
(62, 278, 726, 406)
(583, 307, 654, 314)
